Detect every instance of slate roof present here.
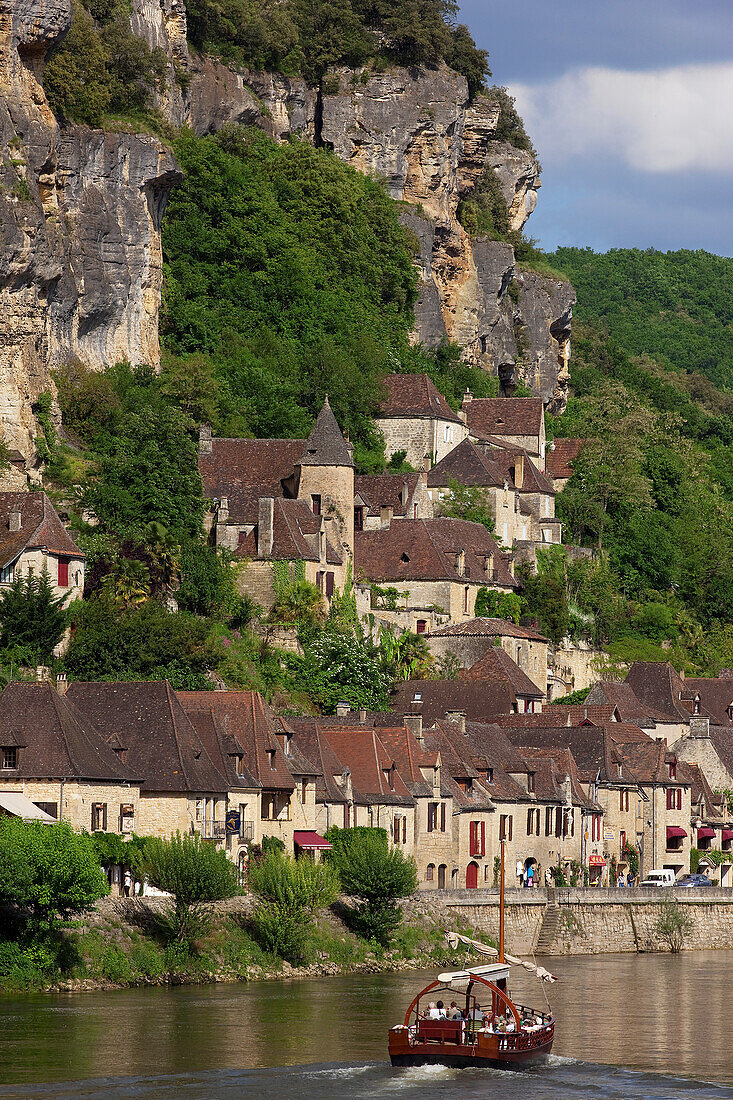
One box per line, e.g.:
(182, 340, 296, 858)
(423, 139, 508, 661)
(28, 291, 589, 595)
(520, 748, 600, 810)
(66, 681, 228, 794)
(585, 681, 672, 727)
(428, 439, 508, 490)
(355, 473, 423, 518)
(355, 518, 516, 587)
(298, 397, 354, 467)
(236, 497, 342, 563)
(495, 704, 621, 728)
(391, 679, 518, 725)
(0, 681, 139, 782)
(464, 398, 544, 441)
(378, 374, 462, 424)
(546, 438, 583, 480)
(460, 645, 544, 699)
(614, 739, 690, 786)
(686, 762, 724, 822)
(428, 617, 548, 642)
(489, 448, 555, 495)
(624, 662, 691, 722)
(0, 492, 83, 569)
(497, 722, 648, 788)
(176, 691, 262, 790)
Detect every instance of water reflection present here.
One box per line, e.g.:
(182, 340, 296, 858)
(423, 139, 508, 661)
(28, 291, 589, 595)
(0, 953, 732, 1089)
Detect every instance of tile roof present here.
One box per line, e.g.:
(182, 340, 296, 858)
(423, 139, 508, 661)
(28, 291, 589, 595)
(615, 739, 690, 786)
(464, 398, 544, 441)
(374, 724, 436, 797)
(428, 439, 508, 490)
(378, 374, 462, 424)
(520, 747, 599, 810)
(624, 662, 691, 722)
(236, 497, 342, 564)
(391, 679, 518, 725)
(298, 398, 354, 467)
(198, 438, 304, 504)
(355, 473, 423, 518)
(460, 645, 544, 699)
(285, 717, 351, 804)
(0, 492, 84, 568)
(545, 438, 583, 480)
(175, 691, 263, 790)
(685, 761, 724, 821)
(428, 617, 549, 642)
(320, 727, 414, 806)
(355, 518, 516, 586)
(488, 448, 555, 495)
(584, 681, 672, 727)
(495, 704, 621, 728)
(681, 678, 733, 727)
(0, 681, 139, 782)
(66, 682, 228, 794)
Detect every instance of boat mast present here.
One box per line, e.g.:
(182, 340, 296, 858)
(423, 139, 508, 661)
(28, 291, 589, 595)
(499, 837, 505, 963)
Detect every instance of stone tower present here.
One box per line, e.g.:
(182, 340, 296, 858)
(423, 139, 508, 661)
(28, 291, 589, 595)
(296, 397, 355, 561)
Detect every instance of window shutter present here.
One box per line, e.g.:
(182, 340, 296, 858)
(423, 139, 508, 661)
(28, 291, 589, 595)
(402, 816, 406, 844)
(325, 572, 335, 598)
(480, 820, 485, 856)
(470, 821, 476, 854)
(58, 558, 69, 587)
(440, 802, 446, 832)
(102, 803, 107, 830)
(555, 808, 562, 837)
(508, 816, 513, 841)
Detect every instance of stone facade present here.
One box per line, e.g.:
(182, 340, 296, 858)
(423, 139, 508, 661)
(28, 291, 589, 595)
(375, 414, 467, 470)
(0, 779, 140, 833)
(547, 642, 607, 700)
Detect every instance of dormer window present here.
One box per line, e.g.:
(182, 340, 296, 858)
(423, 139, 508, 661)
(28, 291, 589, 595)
(1, 747, 17, 769)
(267, 749, 276, 771)
(113, 748, 127, 764)
(311, 494, 321, 516)
(234, 754, 244, 776)
(617, 762, 622, 778)
(669, 760, 677, 780)
(401, 552, 410, 563)
(486, 767, 493, 784)
(283, 735, 292, 757)
(693, 694, 701, 715)
(527, 771, 535, 793)
(383, 767, 394, 790)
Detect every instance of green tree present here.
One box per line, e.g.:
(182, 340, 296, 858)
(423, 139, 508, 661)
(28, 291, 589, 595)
(327, 827, 417, 946)
(271, 579, 327, 634)
(437, 478, 494, 532)
(247, 850, 339, 964)
(653, 902, 693, 953)
(99, 558, 151, 609)
(292, 623, 393, 712)
(0, 569, 69, 662)
(141, 832, 239, 947)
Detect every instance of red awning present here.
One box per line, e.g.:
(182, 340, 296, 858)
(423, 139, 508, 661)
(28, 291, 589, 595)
(588, 855, 606, 866)
(666, 826, 687, 839)
(723, 829, 733, 842)
(293, 830, 332, 850)
(697, 827, 716, 840)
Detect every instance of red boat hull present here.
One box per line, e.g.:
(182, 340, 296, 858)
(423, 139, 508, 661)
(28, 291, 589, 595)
(388, 1024, 554, 1069)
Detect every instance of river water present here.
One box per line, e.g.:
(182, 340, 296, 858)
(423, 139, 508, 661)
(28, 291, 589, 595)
(1, 952, 732, 1099)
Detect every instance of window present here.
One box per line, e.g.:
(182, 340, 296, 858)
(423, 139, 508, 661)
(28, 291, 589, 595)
(592, 815, 601, 842)
(499, 814, 513, 841)
(464, 586, 470, 614)
(0, 562, 14, 584)
(300, 779, 308, 804)
(91, 803, 107, 831)
(416, 619, 427, 634)
(469, 820, 485, 856)
(428, 802, 445, 832)
(619, 790, 629, 812)
(620, 830, 626, 857)
(311, 494, 321, 515)
(666, 788, 682, 810)
(527, 771, 535, 793)
(545, 806, 553, 836)
(344, 804, 350, 828)
(316, 571, 325, 592)
(234, 754, 244, 776)
(526, 808, 533, 836)
(267, 749, 276, 771)
(413, 503, 418, 518)
(57, 558, 70, 587)
(120, 804, 135, 833)
(555, 807, 562, 838)
(354, 505, 364, 531)
(443, 425, 453, 443)
(426, 863, 435, 882)
(669, 760, 677, 780)
(1, 747, 17, 769)
(34, 801, 57, 819)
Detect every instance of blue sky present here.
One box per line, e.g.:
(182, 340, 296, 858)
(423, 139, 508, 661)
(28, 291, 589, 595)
(457, 1, 733, 255)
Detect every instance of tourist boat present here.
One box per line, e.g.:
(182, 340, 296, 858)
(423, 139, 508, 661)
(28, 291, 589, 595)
(388, 842, 555, 1069)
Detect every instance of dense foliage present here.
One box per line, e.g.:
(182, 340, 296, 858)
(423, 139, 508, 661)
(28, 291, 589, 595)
(0, 570, 69, 664)
(247, 850, 340, 963)
(327, 826, 417, 946)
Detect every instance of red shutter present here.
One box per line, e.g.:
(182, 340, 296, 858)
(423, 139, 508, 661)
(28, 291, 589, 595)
(58, 558, 69, 587)
(469, 820, 477, 855)
(440, 802, 446, 832)
(666, 789, 672, 810)
(508, 815, 513, 842)
(480, 820, 485, 856)
(393, 817, 399, 843)
(402, 816, 407, 844)
(677, 789, 682, 810)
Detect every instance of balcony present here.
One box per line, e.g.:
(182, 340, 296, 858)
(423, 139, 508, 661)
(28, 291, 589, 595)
(239, 820, 254, 840)
(198, 819, 226, 840)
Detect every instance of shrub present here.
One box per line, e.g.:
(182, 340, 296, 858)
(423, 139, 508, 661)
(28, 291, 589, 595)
(654, 902, 693, 953)
(327, 827, 417, 946)
(247, 851, 339, 964)
(141, 832, 239, 947)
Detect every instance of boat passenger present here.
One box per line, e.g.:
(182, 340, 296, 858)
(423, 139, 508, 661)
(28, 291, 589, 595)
(495, 1015, 507, 1033)
(435, 1000, 447, 1018)
(447, 1001, 462, 1020)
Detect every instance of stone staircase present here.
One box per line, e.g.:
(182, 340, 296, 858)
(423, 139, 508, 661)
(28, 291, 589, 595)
(535, 896, 562, 954)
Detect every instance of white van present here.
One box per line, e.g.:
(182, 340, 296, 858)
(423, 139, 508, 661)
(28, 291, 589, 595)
(640, 868, 676, 887)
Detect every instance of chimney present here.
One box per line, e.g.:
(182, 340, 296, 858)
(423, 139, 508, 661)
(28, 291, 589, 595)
(199, 424, 212, 455)
(456, 549, 465, 576)
(336, 701, 350, 717)
(402, 480, 409, 509)
(514, 454, 524, 489)
(484, 553, 494, 578)
(380, 505, 393, 528)
(446, 709, 466, 734)
(404, 713, 423, 742)
(422, 453, 432, 472)
(55, 672, 68, 696)
(35, 665, 50, 683)
(359, 708, 367, 723)
(8, 509, 21, 533)
(258, 497, 274, 559)
(462, 389, 473, 407)
(218, 495, 229, 523)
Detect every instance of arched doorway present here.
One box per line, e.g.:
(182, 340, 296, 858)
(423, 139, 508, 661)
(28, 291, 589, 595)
(437, 864, 447, 889)
(524, 856, 537, 888)
(466, 861, 479, 889)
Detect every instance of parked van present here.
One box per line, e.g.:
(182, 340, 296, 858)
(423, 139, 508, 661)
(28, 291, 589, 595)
(640, 868, 676, 887)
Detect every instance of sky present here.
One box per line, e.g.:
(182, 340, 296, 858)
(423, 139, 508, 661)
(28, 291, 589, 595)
(457, 0, 733, 255)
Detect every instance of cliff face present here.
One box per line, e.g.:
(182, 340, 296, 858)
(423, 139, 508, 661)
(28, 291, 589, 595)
(0, 0, 180, 458)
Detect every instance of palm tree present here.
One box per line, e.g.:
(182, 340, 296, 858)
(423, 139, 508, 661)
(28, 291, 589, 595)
(100, 558, 151, 609)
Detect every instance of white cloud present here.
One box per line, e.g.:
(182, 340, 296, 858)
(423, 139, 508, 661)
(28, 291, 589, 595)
(510, 62, 733, 173)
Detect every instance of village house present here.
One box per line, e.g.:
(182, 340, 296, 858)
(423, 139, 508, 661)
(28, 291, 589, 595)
(679, 671, 733, 727)
(461, 394, 547, 469)
(0, 679, 142, 838)
(459, 646, 544, 712)
(356, 517, 517, 633)
(66, 681, 229, 844)
(353, 471, 433, 531)
(684, 762, 732, 885)
(670, 715, 733, 805)
(545, 437, 583, 492)
(198, 399, 353, 610)
(621, 662, 696, 742)
(0, 491, 84, 605)
(586, 676, 691, 739)
(391, 679, 520, 724)
(427, 438, 560, 550)
(425, 617, 550, 694)
(375, 374, 467, 469)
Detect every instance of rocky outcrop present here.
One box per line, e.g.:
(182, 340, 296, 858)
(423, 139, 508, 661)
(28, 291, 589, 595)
(0, 0, 180, 458)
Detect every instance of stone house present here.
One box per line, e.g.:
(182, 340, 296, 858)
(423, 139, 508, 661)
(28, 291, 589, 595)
(356, 516, 517, 633)
(375, 373, 467, 468)
(0, 680, 141, 835)
(461, 394, 547, 469)
(622, 662, 695, 742)
(426, 616, 549, 693)
(0, 491, 84, 604)
(585, 679, 683, 735)
(353, 471, 433, 531)
(519, 748, 601, 882)
(391, 679, 521, 724)
(614, 738, 693, 879)
(545, 437, 583, 492)
(685, 762, 732, 885)
(459, 645, 544, 712)
(198, 399, 354, 611)
(66, 681, 230, 844)
(426, 438, 559, 550)
(679, 672, 733, 727)
(671, 716, 733, 807)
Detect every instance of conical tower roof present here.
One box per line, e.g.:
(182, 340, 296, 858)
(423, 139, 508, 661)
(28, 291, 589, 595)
(298, 397, 354, 467)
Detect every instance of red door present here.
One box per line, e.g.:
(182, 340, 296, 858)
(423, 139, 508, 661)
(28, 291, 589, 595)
(466, 862, 479, 889)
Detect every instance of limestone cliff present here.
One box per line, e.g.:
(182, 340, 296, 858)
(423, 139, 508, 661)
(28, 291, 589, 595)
(0, 0, 180, 459)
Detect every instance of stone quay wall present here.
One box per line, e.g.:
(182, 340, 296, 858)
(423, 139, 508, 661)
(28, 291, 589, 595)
(403, 887, 733, 956)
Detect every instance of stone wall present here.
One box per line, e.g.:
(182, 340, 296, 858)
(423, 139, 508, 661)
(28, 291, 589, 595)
(402, 887, 733, 955)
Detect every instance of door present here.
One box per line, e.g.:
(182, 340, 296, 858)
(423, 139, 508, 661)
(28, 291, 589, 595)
(466, 862, 479, 889)
(438, 864, 447, 889)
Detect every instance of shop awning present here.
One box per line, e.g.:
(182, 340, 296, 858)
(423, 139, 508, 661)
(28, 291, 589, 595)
(588, 855, 606, 866)
(666, 826, 687, 839)
(293, 830, 332, 850)
(0, 793, 55, 822)
(697, 827, 716, 840)
(723, 829, 733, 842)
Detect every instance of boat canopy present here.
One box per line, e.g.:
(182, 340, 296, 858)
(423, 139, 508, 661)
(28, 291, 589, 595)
(438, 963, 510, 985)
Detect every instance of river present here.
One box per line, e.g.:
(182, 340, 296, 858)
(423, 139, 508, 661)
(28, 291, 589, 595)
(0, 953, 732, 1099)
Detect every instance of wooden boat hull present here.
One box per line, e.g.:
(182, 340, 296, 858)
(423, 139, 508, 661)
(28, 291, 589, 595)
(388, 1025, 554, 1069)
